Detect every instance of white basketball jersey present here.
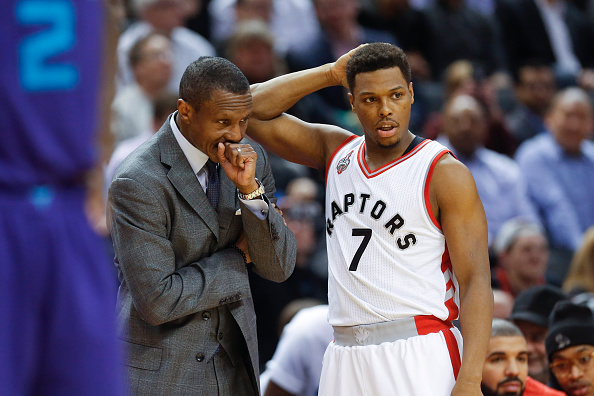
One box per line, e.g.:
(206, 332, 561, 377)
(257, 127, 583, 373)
(325, 135, 460, 326)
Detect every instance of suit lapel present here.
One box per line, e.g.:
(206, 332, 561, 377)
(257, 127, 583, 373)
(158, 117, 219, 238)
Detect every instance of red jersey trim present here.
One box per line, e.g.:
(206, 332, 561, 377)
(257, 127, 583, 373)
(325, 134, 359, 188)
(357, 139, 432, 179)
(443, 329, 462, 380)
(413, 315, 461, 380)
(441, 245, 459, 321)
(423, 149, 452, 231)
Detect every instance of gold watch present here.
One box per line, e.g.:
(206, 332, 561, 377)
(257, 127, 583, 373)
(237, 178, 265, 200)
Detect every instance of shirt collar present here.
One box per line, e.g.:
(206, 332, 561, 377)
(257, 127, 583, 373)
(170, 111, 209, 175)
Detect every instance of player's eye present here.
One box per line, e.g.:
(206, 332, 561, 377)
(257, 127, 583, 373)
(363, 97, 375, 103)
(392, 92, 403, 99)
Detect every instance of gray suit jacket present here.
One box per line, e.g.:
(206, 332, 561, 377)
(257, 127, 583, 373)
(108, 117, 296, 395)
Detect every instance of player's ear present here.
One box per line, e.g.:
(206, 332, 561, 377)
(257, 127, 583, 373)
(348, 92, 356, 112)
(409, 82, 414, 105)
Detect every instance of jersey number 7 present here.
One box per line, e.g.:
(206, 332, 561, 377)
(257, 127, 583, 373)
(349, 228, 372, 271)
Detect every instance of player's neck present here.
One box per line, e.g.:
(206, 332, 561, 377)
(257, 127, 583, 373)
(364, 131, 415, 171)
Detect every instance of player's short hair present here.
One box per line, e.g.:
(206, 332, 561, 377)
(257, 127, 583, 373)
(179, 57, 250, 110)
(491, 318, 524, 338)
(345, 43, 411, 93)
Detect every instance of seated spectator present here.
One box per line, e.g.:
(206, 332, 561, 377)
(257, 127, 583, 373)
(508, 285, 567, 384)
(491, 219, 549, 297)
(481, 318, 566, 396)
(117, 0, 215, 93)
(416, 0, 506, 82)
(424, 60, 517, 155)
(285, 0, 397, 131)
(105, 93, 178, 192)
(357, 0, 430, 81)
(563, 226, 594, 299)
(437, 96, 539, 242)
(223, 20, 287, 84)
(506, 61, 557, 145)
(208, 0, 321, 56)
(112, 32, 174, 143)
(515, 88, 594, 257)
(496, 0, 594, 90)
(546, 301, 594, 396)
(260, 304, 332, 396)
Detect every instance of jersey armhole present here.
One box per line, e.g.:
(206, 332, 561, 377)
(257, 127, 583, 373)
(423, 150, 453, 231)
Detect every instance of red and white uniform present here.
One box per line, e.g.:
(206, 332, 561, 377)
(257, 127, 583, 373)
(319, 135, 462, 396)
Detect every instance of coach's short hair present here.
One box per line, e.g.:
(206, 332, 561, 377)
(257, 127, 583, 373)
(345, 43, 412, 93)
(491, 318, 525, 339)
(179, 57, 250, 110)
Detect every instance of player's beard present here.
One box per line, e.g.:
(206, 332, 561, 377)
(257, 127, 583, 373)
(481, 379, 525, 396)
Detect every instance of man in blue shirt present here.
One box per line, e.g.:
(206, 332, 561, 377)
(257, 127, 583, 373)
(515, 88, 594, 253)
(438, 95, 539, 244)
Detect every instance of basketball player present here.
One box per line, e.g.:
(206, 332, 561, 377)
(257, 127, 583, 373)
(0, 0, 124, 394)
(247, 43, 493, 395)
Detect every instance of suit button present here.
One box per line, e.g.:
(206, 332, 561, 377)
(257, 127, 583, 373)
(202, 311, 211, 320)
(196, 353, 205, 362)
(218, 332, 224, 341)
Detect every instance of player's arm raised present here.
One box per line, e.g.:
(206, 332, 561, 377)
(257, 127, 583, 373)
(431, 155, 493, 396)
(247, 47, 362, 170)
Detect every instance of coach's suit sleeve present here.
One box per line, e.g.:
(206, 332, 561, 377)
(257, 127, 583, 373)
(240, 144, 297, 282)
(110, 177, 254, 327)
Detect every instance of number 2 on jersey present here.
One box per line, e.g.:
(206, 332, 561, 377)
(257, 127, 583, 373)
(349, 228, 372, 271)
(16, 0, 78, 92)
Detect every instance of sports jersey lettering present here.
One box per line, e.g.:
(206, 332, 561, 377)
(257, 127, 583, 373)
(325, 136, 458, 327)
(327, 193, 416, 250)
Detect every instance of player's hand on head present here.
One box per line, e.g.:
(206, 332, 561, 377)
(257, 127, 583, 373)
(217, 142, 259, 194)
(331, 44, 367, 89)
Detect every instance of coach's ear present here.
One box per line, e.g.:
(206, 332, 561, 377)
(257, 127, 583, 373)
(348, 92, 356, 112)
(177, 98, 193, 125)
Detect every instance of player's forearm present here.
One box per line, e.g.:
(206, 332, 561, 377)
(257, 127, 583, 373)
(250, 63, 339, 121)
(456, 273, 493, 386)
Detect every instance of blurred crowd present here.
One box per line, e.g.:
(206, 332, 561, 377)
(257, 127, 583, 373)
(97, 0, 594, 392)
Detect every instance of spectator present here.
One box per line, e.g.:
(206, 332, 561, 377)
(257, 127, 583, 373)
(358, 0, 430, 80)
(208, 0, 321, 56)
(260, 304, 332, 396)
(424, 60, 517, 156)
(546, 301, 594, 396)
(563, 226, 594, 298)
(506, 61, 557, 145)
(437, 96, 539, 243)
(515, 88, 594, 259)
(105, 93, 179, 192)
(286, 0, 397, 130)
(417, 0, 506, 82)
(491, 219, 549, 297)
(496, 0, 594, 90)
(508, 285, 567, 384)
(224, 20, 286, 84)
(112, 32, 174, 143)
(481, 318, 565, 396)
(117, 0, 215, 93)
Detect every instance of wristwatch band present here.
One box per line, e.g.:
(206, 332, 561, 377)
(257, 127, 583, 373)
(237, 178, 265, 200)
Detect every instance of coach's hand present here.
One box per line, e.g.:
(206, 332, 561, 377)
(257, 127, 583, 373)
(217, 142, 259, 195)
